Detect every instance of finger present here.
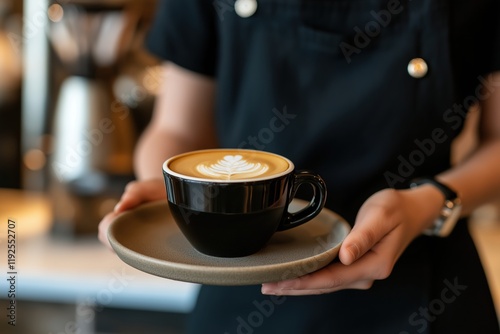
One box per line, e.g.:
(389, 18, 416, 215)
(98, 212, 119, 251)
(262, 279, 374, 296)
(263, 262, 365, 293)
(262, 240, 397, 296)
(114, 179, 165, 213)
(339, 206, 397, 265)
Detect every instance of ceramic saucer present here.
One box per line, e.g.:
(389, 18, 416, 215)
(108, 199, 350, 285)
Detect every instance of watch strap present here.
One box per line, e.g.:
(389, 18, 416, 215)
(409, 177, 461, 237)
(409, 178, 458, 201)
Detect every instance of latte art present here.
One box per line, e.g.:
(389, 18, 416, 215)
(197, 155, 269, 180)
(165, 149, 292, 182)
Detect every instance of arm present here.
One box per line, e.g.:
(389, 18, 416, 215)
(439, 72, 500, 215)
(98, 62, 217, 247)
(262, 72, 500, 296)
(135, 62, 218, 180)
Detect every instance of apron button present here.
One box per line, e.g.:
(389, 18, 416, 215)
(407, 58, 428, 79)
(235, 0, 258, 18)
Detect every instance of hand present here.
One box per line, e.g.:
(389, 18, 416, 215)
(261, 186, 443, 296)
(97, 178, 166, 250)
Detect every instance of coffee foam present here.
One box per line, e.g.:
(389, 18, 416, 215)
(166, 149, 292, 181)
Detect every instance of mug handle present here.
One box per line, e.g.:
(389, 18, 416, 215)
(277, 170, 327, 231)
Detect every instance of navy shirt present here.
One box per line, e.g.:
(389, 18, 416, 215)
(146, 1, 500, 333)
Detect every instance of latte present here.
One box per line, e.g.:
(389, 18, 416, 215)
(162, 148, 327, 257)
(165, 149, 292, 181)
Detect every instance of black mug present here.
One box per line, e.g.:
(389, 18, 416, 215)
(163, 149, 327, 257)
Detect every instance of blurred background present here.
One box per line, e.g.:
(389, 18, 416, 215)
(0, 0, 198, 333)
(0, 0, 498, 333)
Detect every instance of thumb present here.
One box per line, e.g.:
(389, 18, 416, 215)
(338, 208, 394, 265)
(114, 179, 166, 213)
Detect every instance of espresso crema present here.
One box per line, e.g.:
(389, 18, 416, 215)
(165, 149, 292, 181)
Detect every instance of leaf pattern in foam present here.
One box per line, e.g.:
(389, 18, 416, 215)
(196, 155, 269, 180)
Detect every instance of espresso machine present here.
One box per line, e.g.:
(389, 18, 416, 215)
(46, 0, 157, 236)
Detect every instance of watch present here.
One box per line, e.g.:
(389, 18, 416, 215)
(409, 178, 462, 237)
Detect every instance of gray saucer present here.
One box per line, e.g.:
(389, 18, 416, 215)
(108, 199, 351, 285)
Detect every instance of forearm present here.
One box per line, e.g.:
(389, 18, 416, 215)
(133, 62, 218, 180)
(437, 72, 500, 216)
(438, 139, 500, 216)
(134, 122, 218, 180)
(133, 126, 198, 180)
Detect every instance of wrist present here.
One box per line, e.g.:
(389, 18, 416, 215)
(400, 185, 445, 233)
(407, 178, 462, 237)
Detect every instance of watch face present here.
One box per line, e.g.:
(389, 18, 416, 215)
(447, 204, 462, 222)
(439, 202, 462, 237)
